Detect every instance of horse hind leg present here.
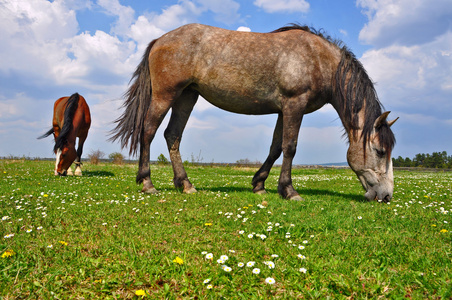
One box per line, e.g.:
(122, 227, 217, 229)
(164, 89, 198, 194)
(252, 114, 283, 195)
(138, 96, 174, 194)
(74, 135, 87, 176)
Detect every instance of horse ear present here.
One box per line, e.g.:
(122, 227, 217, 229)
(374, 111, 390, 128)
(387, 117, 399, 127)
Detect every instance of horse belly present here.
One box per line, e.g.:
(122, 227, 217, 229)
(193, 85, 281, 115)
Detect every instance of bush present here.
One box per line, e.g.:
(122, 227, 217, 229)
(157, 153, 169, 165)
(109, 152, 124, 165)
(88, 150, 105, 165)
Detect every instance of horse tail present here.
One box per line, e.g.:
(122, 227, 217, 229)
(54, 93, 80, 152)
(110, 40, 157, 156)
(37, 127, 55, 139)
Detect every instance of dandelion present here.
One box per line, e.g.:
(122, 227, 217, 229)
(1, 249, 15, 258)
(440, 229, 448, 233)
(252, 268, 261, 274)
(59, 241, 68, 246)
(203, 278, 211, 284)
(173, 256, 184, 265)
(299, 267, 307, 273)
(204, 223, 212, 226)
(246, 261, 255, 267)
(238, 262, 244, 267)
(265, 277, 275, 284)
(205, 253, 213, 260)
(135, 289, 146, 297)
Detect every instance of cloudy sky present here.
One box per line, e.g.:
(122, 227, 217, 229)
(1, 0, 451, 164)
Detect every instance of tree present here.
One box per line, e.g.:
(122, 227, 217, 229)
(109, 152, 124, 165)
(157, 153, 169, 165)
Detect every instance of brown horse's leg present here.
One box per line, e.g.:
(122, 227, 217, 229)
(164, 90, 198, 194)
(278, 110, 304, 201)
(74, 134, 87, 176)
(138, 99, 173, 194)
(252, 114, 283, 194)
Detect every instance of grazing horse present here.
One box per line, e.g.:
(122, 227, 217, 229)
(111, 24, 398, 202)
(39, 93, 91, 176)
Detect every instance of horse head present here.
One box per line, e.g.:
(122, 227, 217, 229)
(55, 142, 77, 176)
(347, 112, 398, 202)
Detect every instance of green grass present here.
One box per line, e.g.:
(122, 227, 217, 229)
(1, 159, 451, 299)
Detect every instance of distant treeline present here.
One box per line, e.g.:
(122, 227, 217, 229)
(392, 151, 452, 169)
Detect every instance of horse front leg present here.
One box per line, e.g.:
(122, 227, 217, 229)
(278, 111, 304, 201)
(252, 114, 283, 194)
(164, 90, 198, 194)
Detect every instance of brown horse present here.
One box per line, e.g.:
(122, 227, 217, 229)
(39, 93, 91, 176)
(111, 24, 398, 202)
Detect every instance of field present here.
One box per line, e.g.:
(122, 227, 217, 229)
(1, 159, 451, 299)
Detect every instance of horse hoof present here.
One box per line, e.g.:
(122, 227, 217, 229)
(289, 195, 304, 201)
(254, 189, 267, 195)
(184, 187, 197, 194)
(142, 187, 159, 194)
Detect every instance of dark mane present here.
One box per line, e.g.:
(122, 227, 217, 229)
(54, 93, 80, 151)
(272, 24, 395, 153)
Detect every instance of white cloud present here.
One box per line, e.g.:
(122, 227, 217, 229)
(97, 0, 135, 37)
(253, 0, 309, 13)
(195, 0, 241, 24)
(237, 26, 251, 32)
(357, 0, 452, 47)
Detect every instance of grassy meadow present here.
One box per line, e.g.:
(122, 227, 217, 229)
(1, 159, 451, 299)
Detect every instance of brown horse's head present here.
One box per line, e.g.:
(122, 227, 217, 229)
(55, 142, 77, 176)
(347, 112, 398, 202)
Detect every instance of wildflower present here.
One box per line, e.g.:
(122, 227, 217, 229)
(302, 240, 308, 244)
(47, 245, 53, 249)
(248, 234, 254, 239)
(203, 278, 211, 284)
(220, 255, 228, 261)
(228, 250, 235, 253)
(1, 216, 10, 221)
(252, 268, 261, 274)
(298, 245, 305, 250)
(246, 261, 255, 267)
(26, 229, 32, 233)
(271, 254, 279, 258)
(264, 261, 275, 269)
(206, 284, 213, 289)
(201, 251, 208, 255)
(265, 277, 275, 284)
(59, 241, 68, 246)
(299, 268, 307, 273)
(4, 233, 14, 239)
(173, 256, 184, 265)
(358, 216, 362, 220)
(37, 226, 43, 230)
(222, 265, 232, 272)
(238, 262, 244, 267)
(440, 229, 448, 233)
(1, 249, 15, 258)
(204, 223, 212, 226)
(102, 223, 107, 226)
(205, 253, 213, 260)
(135, 289, 146, 297)
(297, 254, 306, 260)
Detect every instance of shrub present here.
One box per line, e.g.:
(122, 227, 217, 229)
(109, 152, 124, 165)
(88, 150, 105, 165)
(157, 153, 169, 165)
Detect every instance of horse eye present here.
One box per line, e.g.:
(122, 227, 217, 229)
(375, 149, 386, 158)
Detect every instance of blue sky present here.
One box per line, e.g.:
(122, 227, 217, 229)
(1, 0, 452, 164)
